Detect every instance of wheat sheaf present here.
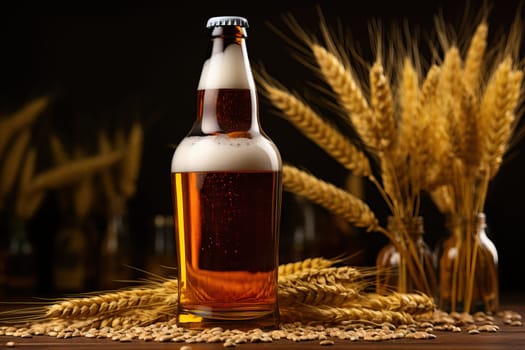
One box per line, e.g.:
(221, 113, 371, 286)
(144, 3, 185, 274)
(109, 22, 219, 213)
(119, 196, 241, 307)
(0, 257, 435, 332)
(257, 8, 524, 301)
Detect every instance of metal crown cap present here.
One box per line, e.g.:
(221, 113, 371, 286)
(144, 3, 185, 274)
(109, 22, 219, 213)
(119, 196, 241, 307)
(206, 16, 249, 28)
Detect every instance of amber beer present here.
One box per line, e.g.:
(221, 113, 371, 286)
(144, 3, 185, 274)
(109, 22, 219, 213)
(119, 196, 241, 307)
(172, 171, 280, 317)
(171, 16, 282, 329)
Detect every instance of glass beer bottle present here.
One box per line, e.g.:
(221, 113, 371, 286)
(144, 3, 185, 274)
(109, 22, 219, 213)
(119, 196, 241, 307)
(171, 16, 282, 329)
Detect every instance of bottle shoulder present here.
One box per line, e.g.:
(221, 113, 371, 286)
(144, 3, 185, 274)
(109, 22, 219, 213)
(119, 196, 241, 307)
(171, 134, 281, 172)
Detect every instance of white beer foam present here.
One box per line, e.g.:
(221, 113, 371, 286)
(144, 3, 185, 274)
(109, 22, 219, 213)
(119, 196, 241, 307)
(197, 44, 255, 90)
(171, 135, 281, 172)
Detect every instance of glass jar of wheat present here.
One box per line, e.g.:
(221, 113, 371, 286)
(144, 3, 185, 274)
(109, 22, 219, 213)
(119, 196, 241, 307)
(438, 213, 499, 313)
(376, 216, 437, 296)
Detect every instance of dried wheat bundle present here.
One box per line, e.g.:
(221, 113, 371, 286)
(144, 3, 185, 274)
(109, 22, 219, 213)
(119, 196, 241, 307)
(258, 7, 524, 303)
(256, 17, 448, 296)
(423, 15, 523, 312)
(1, 257, 435, 332)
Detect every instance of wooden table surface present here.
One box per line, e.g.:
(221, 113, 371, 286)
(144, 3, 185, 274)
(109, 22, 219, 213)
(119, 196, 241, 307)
(1, 295, 524, 349)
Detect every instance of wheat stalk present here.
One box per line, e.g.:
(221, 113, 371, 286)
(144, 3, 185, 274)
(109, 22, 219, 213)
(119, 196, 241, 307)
(370, 60, 396, 151)
(73, 175, 95, 220)
(49, 134, 69, 165)
(263, 11, 525, 306)
(15, 144, 36, 205)
(16, 192, 46, 220)
(15, 148, 46, 219)
(282, 164, 381, 232)
(463, 21, 488, 95)
(28, 151, 123, 194)
(280, 304, 415, 325)
(349, 292, 435, 315)
(441, 46, 482, 175)
(45, 279, 178, 320)
(480, 58, 522, 178)
(98, 130, 122, 214)
(278, 257, 336, 276)
(279, 266, 363, 286)
(423, 101, 453, 190)
(0, 95, 49, 159)
(278, 279, 360, 306)
(120, 121, 143, 199)
(427, 14, 523, 312)
(397, 58, 419, 157)
(0, 128, 32, 201)
(2, 256, 441, 332)
(259, 79, 372, 177)
(429, 185, 454, 215)
(440, 48, 479, 176)
(311, 44, 380, 149)
(397, 64, 439, 200)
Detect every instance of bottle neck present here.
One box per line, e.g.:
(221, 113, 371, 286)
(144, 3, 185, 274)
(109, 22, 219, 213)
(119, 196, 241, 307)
(387, 216, 424, 239)
(448, 212, 487, 238)
(195, 26, 259, 135)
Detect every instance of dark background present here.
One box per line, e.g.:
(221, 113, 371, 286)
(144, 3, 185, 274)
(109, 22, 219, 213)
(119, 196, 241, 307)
(1, 0, 524, 296)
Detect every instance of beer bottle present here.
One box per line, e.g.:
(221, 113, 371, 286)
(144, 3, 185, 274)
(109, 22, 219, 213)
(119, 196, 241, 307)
(171, 16, 282, 329)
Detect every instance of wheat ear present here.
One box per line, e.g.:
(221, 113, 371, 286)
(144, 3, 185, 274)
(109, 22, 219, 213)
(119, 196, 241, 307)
(397, 58, 419, 157)
(310, 44, 379, 149)
(45, 279, 178, 320)
(480, 58, 522, 178)
(0, 95, 49, 159)
(349, 292, 435, 315)
(370, 60, 396, 151)
(261, 82, 372, 177)
(98, 130, 121, 213)
(441, 48, 468, 165)
(120, 121, 143, 198)
(73, 174, 95, 220)
(49, 134, 69, 165)
(279, 279, 360, 307)
(408, 65, 441, 193)
(0, 129, 31, 200)
(430, 185, 454, 215)
(463, 21, 488, 94)
(15, 148, 46, 219)
(278, 257, 335, 276)
(423, 94, 453, 190)
(282, 164, 380, 232)
(459, 85, 481, 176)
(280, 304, 414, 325)
(279, 266, 363, 286)
(28, 151, 123, 193)
(444, 44, 481, 174)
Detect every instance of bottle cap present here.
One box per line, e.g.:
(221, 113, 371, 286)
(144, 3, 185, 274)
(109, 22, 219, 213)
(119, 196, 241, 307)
(206, 16, 249, 28)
